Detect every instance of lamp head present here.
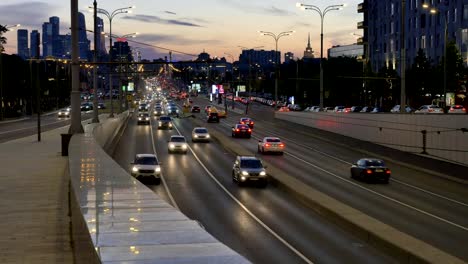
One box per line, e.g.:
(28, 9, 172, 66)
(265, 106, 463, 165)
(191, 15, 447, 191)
(296, 3, 303, 8)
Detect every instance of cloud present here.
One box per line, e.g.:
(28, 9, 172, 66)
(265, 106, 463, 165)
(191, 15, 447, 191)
(0, 2, 56, 28)
(132, 33, 222, 46)
(122, 15, 203, 27)
(220, 0, 294, 16)
(262, 6, 295, 16)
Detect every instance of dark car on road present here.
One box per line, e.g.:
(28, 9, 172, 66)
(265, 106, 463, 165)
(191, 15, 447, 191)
(137, 112, 150, 125)
(232, 124, 252, 138)
(157, 116, 173, 129)
(191, 105, 201, 113)
(207, 112, 219, 123)
(350, 158, 391, 184)
(239, 117, 254, 128)
(232, 156, 268, 187)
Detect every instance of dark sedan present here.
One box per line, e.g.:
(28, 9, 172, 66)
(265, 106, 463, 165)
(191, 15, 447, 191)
(350, 158, 391, 184)
(191, 105, 201, 113)
(239, 117, 254, 128)
(232, 124, 252, 138)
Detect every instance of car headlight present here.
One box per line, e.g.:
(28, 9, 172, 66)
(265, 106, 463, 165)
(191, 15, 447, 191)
(182, 144, 187, 149)
(169, 123, 173, 127)
(260, 171, 266, 176)
(206, 135, 210, 138)
(155, 167, 161, 172)
(176, 110, 179, 113)
(132, 167, 138, 172)
(194, 135, 198, 138)
(138, 117, 142, 120)
(158, 122, 162, 126)
(58, 112, 63, 115)
(241, 171, 249, 176)
(169, 143, 175, 149)
(145, 118, 149, 121)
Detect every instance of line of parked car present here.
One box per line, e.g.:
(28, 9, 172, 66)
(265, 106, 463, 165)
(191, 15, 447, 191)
(300, 104, 467, 114)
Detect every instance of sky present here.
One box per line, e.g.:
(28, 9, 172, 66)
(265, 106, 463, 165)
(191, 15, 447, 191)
(0, 0, 363, 61)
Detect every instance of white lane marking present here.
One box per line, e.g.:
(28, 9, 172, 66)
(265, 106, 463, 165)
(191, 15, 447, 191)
(172, 123, 315, 264)
(258, 127, 468, 208)
(149, 119, 179, 210)
(285, 151, 468, 232)
(0, 119, 69, 135)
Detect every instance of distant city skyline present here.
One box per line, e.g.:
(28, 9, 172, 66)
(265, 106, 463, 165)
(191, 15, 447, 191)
(0, 0, 363, 61)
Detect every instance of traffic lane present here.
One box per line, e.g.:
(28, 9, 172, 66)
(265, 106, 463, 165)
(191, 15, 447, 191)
(150, 117, 305, 263)
(170, 117, 395, 263)
(205, 116, 468, 261)
(111, 112, 173, 206)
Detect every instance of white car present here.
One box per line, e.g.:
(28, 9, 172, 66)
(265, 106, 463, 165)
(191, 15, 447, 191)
(448, 105, 466, 114)
(414, 105, 444, 114)
(130, 154, 161, 184)
(168, 135, 188, 154)
(258, 137, 285, 155)
(58, 107, 71, 118)
(192, 127, 210, 142)
(390, 105, 414, 113)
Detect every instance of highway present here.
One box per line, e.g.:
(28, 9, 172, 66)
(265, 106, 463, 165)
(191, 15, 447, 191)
(111, 100, 396, 263)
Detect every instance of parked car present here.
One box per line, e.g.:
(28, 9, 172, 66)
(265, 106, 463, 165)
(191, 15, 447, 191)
(360, 106, 374, 113)
(371, 107, 384, 113)
(168, 135, 188, 154)
(258, 137, 285, 155)
(130, 154, 161, 184)
(414, 105, 444, 114)
(390, 105, 414, 113)
(334, 106, 346, 112)
(350, 158, 391, 184)
(278, 106, 290, 112)
(232, 156, 268, 187)
(323, 107, 334, 112)
(80, 103, 93, 111)
(97, 102, 106, 109)
(448, 105, 466, 114)
(350, 106, 363, 112)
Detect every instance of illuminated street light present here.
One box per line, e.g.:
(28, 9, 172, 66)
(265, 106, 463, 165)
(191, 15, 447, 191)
(297, 2, 345, 109)
(259, 30, 294, 103)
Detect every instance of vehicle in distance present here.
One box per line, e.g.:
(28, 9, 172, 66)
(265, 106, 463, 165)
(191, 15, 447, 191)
(58, 107, 71, 118)
(239, 117, 254, 128)
(138, 103, 149, 112)
(137, 112, 150, 125)
(350, 158, 391, 184)
(153, 106, 164, 116)
(232, 124, 252, 138)
(158, 116, 173, 129)
(167, 106, 179, 117)
(192, 127, 210, 142)
(278, 106, 290, 112)
(207, 112, 219, 123)
(448, 105, 466, 114)
(414, 105, 444, 114)
(204, 105, 212, 113)
(168, 135, 188, 154)
(130, 154, 161, 184)
(390, 105, 414, 113)
(191, 105, 201, 113)
(98, 102, 106, 109)
(258, 137, 285, 154)
(80, 103, 93, 111)
(232, 156, 268, 187)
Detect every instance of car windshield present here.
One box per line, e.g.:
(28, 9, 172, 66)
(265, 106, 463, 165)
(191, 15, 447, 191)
(266, 138, 281, 142)
(365, 160, 385, 166)
(135, 156, 157, 165)
(237, 125, 249, 129)
(240, 159, 263, 168)
(171, 137, 186, 142)
(139, 113, 149, 117)
(194, 128, 208, 133)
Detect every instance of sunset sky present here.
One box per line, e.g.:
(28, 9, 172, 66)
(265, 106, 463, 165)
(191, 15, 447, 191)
(1, 0, 363, 61)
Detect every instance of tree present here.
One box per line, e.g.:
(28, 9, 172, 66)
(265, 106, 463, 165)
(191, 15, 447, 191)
(406, 49, 434, 106)
(0, 25, 7, 53)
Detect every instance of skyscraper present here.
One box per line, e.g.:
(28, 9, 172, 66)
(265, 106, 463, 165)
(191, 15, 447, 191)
(49, 16, 62, 57)
(284, 52, 294, 63)
(42, 22, 53, 57)
(30, 30, 40, 58)
(96, 17, 106, 55)
(78, 12, 90, 60)
(17, 29, 29, 59)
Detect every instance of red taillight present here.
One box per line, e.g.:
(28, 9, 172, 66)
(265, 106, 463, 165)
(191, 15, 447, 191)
(386, 170, 391, 174)
(251, 121, 254, 124)
(265, 143, 271, 147)
(450, 109, 454, 112)
(248, 129, 252, 132)
(463, 108, 466, 112)
(236, 129, 240, 132)
(366, 169, 373, 174)
(279, 144, 284, 147)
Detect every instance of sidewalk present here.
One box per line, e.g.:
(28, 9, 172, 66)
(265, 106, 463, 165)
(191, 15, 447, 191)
(0, 125, 73, 263)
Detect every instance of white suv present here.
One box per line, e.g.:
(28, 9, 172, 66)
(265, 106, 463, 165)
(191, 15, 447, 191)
(130, 154, 161, 184)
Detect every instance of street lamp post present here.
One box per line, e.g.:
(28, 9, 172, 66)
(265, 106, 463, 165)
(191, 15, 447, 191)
(259, 30, 294, 103)
(238, 46, 264, 115)
(297, 2, 344, 110)
(92, 0, 99, 123)
(0, 24, 20, 121)
(91, 5, 135, 118)
(69, 0, 84, 134)
(224, 52, 236, 109)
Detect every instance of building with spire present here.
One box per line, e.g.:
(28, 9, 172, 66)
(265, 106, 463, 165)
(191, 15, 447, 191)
(303, 33, 315, 59)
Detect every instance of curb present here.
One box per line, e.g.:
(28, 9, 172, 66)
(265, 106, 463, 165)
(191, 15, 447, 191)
(190, 117, 465, 264)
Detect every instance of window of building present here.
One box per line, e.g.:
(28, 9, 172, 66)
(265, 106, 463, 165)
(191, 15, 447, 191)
(390, 39, 394, 52)
(391, 3, 394, 15)
(421, 14, 426, 28)
(421, 35, 426, 49)
(391, 22, 394, 34)
(454, 8, 457, 22)
(464, 5, 468, 20)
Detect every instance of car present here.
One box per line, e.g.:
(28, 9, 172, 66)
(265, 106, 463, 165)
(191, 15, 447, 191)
(80, 103, 93, 111)
(167, 106, 179, 117)
(360, 106, 374, 113)
(58, 107, 71, 118)
(448, 105, 466, 114)
(191, 105, 201, 113)
(323, 106, 335, 112)
(350, 106, 363, 112)
(258, 137, 285, 154)
(157, 116, 173, 129)
(207, 112, 219, 123)
(278, 106, 290, 112)
(350, 158, 391, 184)
(137, 112, 150, 125)
(239, 117, 254, 128)
(232, 156, 268, 187)
(370, 107, 384, 113)
(130, 154, 161, 184)
(232, 124, 252, 138)
(414, 105, 444, 114)
(390, 105, 414, 113)
(191, 127, 210, 142)
(204, 105, 212, 113)
(138, 103, 149, 112)
(153, 106, 164, 116)
(97, 102, 106, 109)
(168, 135, 188, 154)
(334, 106, 346, 112)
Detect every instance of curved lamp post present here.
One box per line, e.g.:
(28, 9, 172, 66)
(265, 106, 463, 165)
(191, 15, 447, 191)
(89, 5, 135, 117)
(259, 30, 294, 103)
(296, 2, 344, 109)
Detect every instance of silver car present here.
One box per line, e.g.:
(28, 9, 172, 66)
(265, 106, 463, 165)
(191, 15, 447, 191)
(130, 154, 161, 184)
(232, 156, 268, 187)
(414, 105, 444, 114)
(168, 135, 188, 154)
(58, 107, 71, 118)
(258, 137, 285, 154)
(192, 127, 210, 142)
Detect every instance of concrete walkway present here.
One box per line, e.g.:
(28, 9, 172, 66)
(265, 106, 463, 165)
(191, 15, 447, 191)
(0, 126, 73, 263)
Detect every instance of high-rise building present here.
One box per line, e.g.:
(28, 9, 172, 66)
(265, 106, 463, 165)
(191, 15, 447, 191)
(30, 30, 40, 58)
(284, 52, 294, 63)
(303, 33, 315, 59)
(49, 16, 62, 57)
(239, 49, 279, 67)
(42, 22, 53, 57)
(78, 12, 90, 60)
(17, 29, 29, 59)
(96, 17, 106, 55)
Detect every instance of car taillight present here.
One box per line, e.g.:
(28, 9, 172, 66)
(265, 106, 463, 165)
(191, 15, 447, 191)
(386, 170, 391, 174)
(248, 129, 252, 132)
(449, 109, 454, 112)
(236, 129, 240, 132)
(463, 108, 466, 112)
(429, 109, 433, 112)
(265, 144, 271, 147)
(279, 144, 284, 147)
(251, 121, 254, 124)
(366, 169, 373, 174)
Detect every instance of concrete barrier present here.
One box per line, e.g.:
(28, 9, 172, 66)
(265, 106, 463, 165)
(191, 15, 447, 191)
(275, 112, 468, 166)
(191, 117, 465, 264)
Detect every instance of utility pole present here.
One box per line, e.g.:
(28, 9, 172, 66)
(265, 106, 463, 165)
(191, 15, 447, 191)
(400, 0, 407, 113)
(92, 0, 99, 123)
(69, 0, 84, 134)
